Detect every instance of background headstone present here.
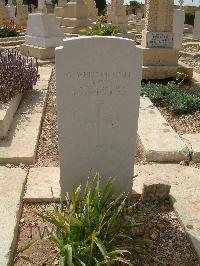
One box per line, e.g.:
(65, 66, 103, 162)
(61, 0, 89, 34)
(173, 9, 185, 50)
(0, 0, 10, 25)
(6, 0, 16, 20)
(108, 0, 128, 32)
(55, 36, 142, 197)
(141, 0, 180, 79)
(193, 11, 200, 40)
(15, 0, 28, 26)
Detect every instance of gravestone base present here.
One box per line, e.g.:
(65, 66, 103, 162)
(142, 63, 193, 80)
(141, 47, 179, 66)
(61, 19, 89, 33)
(20, 43, 55, 59)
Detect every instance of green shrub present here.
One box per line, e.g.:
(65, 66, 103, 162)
(0, 50, 38, 103)
(16, 174, 145, 265)
(0, 22, 20, 38)
(80, 25, 121, 36)
(185, 12, 195, 26)
(142, 82, 200, 115)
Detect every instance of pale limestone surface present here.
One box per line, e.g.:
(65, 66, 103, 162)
(0, 167, 27, 266)
(84, 0, 97, 21)
(141, 47, 178, 66)
(20, 44, 56, 60)
(61, 0, 89, 34)
(141, 0, 188, 79)
(15, 0, 28, 26)
(0, 67, 52, 164)
(6, 3, 16, 20)
(133, 164, 200, 257)
(0, 94, 22, 139)
(108, 0, 128, 32)
(144, 0, 173, 32)
(0, 0, 9, 25)
(173, 9, 185, 50)
(193, 11, 200, 40)
(56, 37, 142, 198)
(138, 97, 190, 162)
(182, 133, 200, 162)
(16, 88, 48, 114)
(24, 167, 60, 202)
(0, 113, 43, 164)
(26, 13, 64, 48)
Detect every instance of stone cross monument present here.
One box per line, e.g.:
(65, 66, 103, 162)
(37, 0, 47, 13)
(15, 0, 28, 25)
(108, 0, 128, 32)
(141, 0, 192, 79)
(0, 0, 10, 25)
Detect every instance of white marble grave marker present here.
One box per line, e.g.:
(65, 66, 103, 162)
(193, 11, 200, 40)
(173, 9, 185, 50)
(56, 36, 142, 198)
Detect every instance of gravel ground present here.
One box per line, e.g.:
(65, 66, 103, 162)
(14, 201, 199, 265)
(159, 107, 200, 135)
(179, 54, 200, 74)
(182, 44, 199, 53)
(179, 43, 200, 74)
(35, 68, 59, 167)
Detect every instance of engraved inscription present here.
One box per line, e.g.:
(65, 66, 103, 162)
(147, 32, 173, 48)
(66, 71, 133, 97)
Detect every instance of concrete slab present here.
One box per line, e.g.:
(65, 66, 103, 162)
(0, 66, 52, 164)
(138, 97, 190, 162)
(17, 89, 48, 115)
(133, 164, 200, 258)
(24, 167, 60, 202)
(38, 66, 52, 81)
(192, 71, 200, 86)
(0, 113, 43, 164)
(183, 133, 200, 162)
(0, 167, 27, 266)
(0, 94, 22, 139)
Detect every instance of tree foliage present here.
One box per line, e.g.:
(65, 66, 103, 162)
(95, 0, 106, 14)
(129, 0, 141, 8)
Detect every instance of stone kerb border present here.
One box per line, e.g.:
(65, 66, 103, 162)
(0, 66, 52, 164)
(137, 97, 190, 163)
(0, 36, 25, 47)
(0, 94, 22, 139)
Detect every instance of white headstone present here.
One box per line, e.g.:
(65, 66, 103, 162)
(173, 9, 185, 50)
(7, 0, 16, 20)
(31, 4, 35, 13)
(193, 11, 200, 40)
(38, 0, 47, 13)
(55, 36, 142, 197)
(26, 13, 64, 48)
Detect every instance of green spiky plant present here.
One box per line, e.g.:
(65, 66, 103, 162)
(16, 174, 145, 265)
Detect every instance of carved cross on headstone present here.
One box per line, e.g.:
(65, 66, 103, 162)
(74, 103, 119, 148)
(86, 103, 118, 148)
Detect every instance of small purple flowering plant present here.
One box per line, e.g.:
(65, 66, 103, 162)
(0, 50, 38, 103)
